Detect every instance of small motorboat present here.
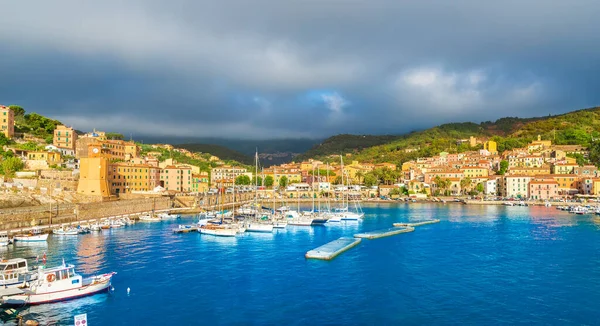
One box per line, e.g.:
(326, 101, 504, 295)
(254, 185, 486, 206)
(14, 228, 48, 242)
(246, 223, 274, 233)
(53, 227, 79, 235)
(0, 258, 38, 288)
(139, 214, 161, 222)
(0, 261, 116, 306)
(199, 224, 238, 237)
(0, 232, 10, 246)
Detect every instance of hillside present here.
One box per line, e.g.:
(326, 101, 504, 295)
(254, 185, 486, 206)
(175, 143, 253, 165)
(302, 106, 600, 164)
(295, 134, 400, 161)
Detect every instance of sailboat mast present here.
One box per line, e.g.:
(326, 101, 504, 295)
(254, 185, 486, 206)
(312, 165, 315, 213)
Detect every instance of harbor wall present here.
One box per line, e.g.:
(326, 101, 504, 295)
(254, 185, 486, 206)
(0, 197, 172, 231)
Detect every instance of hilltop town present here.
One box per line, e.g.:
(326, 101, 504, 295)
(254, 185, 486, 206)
(1, 104, 600, 206)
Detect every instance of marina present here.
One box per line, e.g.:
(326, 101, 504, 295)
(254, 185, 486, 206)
(354, 226, 415, 239)
(305, 237, 362, 260)
(0, 204, 599, 324)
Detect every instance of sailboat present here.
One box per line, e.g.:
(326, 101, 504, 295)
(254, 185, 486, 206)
(332, 155, 364, 222)
(246, 151, 274, 233)
(200, 182, 240, 236)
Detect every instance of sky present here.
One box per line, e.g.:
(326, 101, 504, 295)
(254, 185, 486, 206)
(1, 1, 599, 140)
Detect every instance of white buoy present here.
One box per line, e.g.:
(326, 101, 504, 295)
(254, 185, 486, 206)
(127, 287, 130, 295)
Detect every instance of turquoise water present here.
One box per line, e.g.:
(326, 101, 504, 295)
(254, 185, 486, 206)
(1, 203, 600, 325)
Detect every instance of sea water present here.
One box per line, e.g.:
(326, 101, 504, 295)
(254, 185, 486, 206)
(1, 203, 599, 325)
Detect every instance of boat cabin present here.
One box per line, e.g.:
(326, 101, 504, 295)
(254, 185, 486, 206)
(0, 258, 31, 286)
(40, 264, 79, 285)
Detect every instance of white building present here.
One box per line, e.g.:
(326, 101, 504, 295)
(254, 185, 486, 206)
(484, 178, 497, 196)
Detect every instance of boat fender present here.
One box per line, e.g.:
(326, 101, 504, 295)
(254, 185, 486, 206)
(46, 274, 55, 282)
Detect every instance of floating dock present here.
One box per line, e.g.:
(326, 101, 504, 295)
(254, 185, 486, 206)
(392, 219, 440, 227)
(305, 237, 362, 260)
(173, 226, 198, 233)
(354, 227, 415, 239)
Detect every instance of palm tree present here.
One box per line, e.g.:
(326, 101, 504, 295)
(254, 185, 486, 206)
(355, 171, 365, 185)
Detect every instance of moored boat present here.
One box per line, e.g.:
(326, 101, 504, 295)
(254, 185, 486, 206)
(0, 262, 115, 306)
(199, 224, 237, 237)
(0, 258, 38, 288)
(0, 232, 10, 246)
(246, 223, 274, 233)
(139, 214, 161, 222)
(14, 228, 48, 242)
(52, 227, 79, 235)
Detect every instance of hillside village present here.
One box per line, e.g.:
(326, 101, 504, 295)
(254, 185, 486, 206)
(2, 104, 600, 204)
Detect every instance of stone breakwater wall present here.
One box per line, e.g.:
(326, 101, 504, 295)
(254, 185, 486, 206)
(0, 197, 172, 231)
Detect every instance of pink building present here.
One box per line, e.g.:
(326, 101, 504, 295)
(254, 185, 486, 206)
(529, 179, 559, 200)
(161, 165, 192, 192)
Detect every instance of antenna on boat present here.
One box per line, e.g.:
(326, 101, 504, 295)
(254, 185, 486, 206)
(62, 258, 66, 267)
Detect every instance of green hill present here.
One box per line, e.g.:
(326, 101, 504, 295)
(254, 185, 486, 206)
(295, 134, 400, 161)
(302, 106, 600, 164)
(175, 143, 253, 165)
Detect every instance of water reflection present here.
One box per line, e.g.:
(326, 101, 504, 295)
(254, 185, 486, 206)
(77, 233, 107, 274)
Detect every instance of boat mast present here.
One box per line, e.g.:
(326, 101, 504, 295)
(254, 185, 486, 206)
(312, 165, 315, 213)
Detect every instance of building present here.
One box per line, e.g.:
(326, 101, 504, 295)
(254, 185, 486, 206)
(552, 163, 578, 175)
(503, 175, 532, 198)
(211, 166, 248, 185)
(76, 143, 110, 198)
(27, 151, 62, 165)
(484, 140, 498, 155)
(573, 165, 598, 177)
(529, 179, 559, 200)
(161, 165, 192, 192)
(460, 167, 489, 179)
(53, 125, 77, 150)
(107, 162, 160, 195)
(0, 105, 15, 139)
(191, 172, 210, 193)
(484, 177, 499, 196)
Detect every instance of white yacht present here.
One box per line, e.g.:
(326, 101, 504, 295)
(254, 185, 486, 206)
(0, 261, 115, 306)
(0, 232, 10, 246)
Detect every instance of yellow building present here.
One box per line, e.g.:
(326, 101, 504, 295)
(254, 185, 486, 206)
(484, 140, 497, 154)
(53, 125, 77, 150)
(108, 162, 159, 195)
(77, 143, 110, 197)
(592, 179, 600, 195)
(0, 105, 15, 139)
(27, 151, 62, 165)
(552, 163, 578, 175)
(460, 167, 489, 179)
(161, 165, 192, 192)
(192, 173, 210, 193)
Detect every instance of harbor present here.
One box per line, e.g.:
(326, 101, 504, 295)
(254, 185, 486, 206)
(0, 203, 598, 324)
(305, 237, 362, 260)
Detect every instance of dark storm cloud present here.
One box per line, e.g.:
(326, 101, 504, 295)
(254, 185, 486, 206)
(0, 0, 599, 139)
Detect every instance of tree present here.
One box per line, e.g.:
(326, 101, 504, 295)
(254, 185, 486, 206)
(252, 176, 263, 186)
(363, 174, 378, 187)
(235, 175, 251, 185)
(264, 175, 274, 188)
(279, 176, 289, 187)
(0, 133, 10, 146)
(333, 176, 343, 185)
(591, 142, 600, 167)
(355, 171, 365, 184)
(497, 160, 509, 175)
(45, 135, 54, 144)
(106, 132, 125, 140)
(8, 105, 25, 116)
(460, 177, 472, 195)
(0, 157, 24, 177)
(476, 183, 484, 194)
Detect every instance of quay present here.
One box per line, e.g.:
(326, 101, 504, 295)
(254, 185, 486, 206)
(354, 227, 415, 240)
(305, 237, 362, 260)
(392, 219, 440, 227)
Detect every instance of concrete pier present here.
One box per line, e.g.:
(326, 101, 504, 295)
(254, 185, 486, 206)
(392, 219, 440, 227)
(305, 237, 362, 260)
(354, 227, 415, 239)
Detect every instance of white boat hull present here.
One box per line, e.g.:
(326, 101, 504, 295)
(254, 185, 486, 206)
(246, 224, 274, 233)
(272, 222, 287, 229)
(199, 228, 237, 237)
(14, 234, 49, 242)
(53, 230, 79, 235)
(1, 273, 113, 306)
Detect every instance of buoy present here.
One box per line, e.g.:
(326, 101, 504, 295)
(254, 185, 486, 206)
(110, 286, 115, 292)
(127, 287, 130, 295)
